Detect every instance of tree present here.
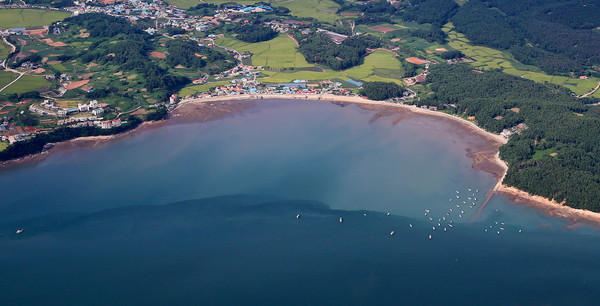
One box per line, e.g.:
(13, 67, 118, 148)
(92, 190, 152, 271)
(360, 82, 404, 100)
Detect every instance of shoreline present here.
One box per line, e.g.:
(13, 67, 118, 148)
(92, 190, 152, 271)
(3, 93, 600, 226)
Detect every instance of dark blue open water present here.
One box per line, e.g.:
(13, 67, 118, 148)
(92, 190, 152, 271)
(1, 100, 599, 305)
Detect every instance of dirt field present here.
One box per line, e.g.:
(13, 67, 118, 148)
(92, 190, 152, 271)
(368, 25, 396, 32)
(405, 57, 429, 65)
(42, 38, 67, 47)
(65, 79, 90, 90)
(149, 51, 167, 59)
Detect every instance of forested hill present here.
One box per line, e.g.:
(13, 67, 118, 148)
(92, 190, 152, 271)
(421, 65, 600, 211)
(401, 0, 600, 76)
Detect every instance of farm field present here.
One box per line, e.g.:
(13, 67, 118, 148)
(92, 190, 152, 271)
(193, 0, 341, 23)
(443, 23, 600, 97)
(0, 71, 19, 90)
(344, 50, 404, 84)
(0, 9, 71, 29)
(179, 49, 406, 94)
(0, 39, 10, 61)
(1, 74, 51, 94)
(275, 0, 341, 23)
(216, 35, 314, 69)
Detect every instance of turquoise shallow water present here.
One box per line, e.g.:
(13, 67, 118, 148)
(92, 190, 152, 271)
(1, 100, 599, 305)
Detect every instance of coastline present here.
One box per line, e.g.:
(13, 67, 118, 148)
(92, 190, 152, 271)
(3, 92, 599, 226)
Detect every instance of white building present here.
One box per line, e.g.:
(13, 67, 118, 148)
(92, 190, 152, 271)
(78, 103, 90, 112)
(92, 108, 104, 116)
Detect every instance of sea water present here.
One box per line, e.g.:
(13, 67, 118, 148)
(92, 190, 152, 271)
(0, 100, 598, 305)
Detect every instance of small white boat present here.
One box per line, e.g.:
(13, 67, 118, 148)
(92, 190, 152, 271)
(16, 229, 24, 234)
(449, 208, 453, 212)
(409, 224, 413, 228)
(296, 214, 300, 219)
(456, 195, 460, 199)
(387, 213, 390, 216)
(448, 224, 453, 228)
(497, 231, 500, 235)
(339, 217, 343, 223)
(468, 188, 472, 192)
(363, 213, 367, 217)
(449, 199, 452, 202)
(390, 231, 395, 236)
(444, 228, 447, 232)
(519, 229, 522, 233)
(432, 226, 436, 230)
(458, 215, 462, 218)
(428, 234, 432, 240)
(456, 191, 460, 194)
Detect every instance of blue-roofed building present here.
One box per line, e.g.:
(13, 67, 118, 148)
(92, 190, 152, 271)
(345, 79, 364, 86)
(278, 83, 307, 88)
(10, 28, 26, 34)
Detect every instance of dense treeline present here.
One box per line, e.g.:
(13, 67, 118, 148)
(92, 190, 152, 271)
(166, 39, 236, 73)
(360, 81, 404, 100)
(401, 0, 458, 27)
(166, 39, 205, 69)
(402, 0, 600, 75)
(421, 64, 600, 211)
(453, 0, 600, 74)
(64, 13, 143, 38)
(409, 26, 446, 44)
(186, 3, 217, 16)
(0, 117, 142, 162)
(451, 0, 522, 50)
(298, 34, 380, 70)
(439, 50, 464, 60)
(485, 0, 600, 30)
(232, 24, 277, 43)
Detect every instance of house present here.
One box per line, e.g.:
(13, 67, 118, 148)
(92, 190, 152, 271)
(92, 108, 104, 116)
(100, 121, 112, 129)
(169, 94, 179, 104)
(78, 103, 90, 112)
(57, 109, 68, 117)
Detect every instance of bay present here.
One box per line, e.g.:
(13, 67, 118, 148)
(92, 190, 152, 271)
(1, 100, 598, 305)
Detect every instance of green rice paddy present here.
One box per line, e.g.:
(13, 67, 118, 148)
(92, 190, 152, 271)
(169, 0, 341, 23)
(0, 39, 10, 61)
(216, 35, 314, 69)
(0, 9, 71, 29)
(0, 71, 51, 94)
